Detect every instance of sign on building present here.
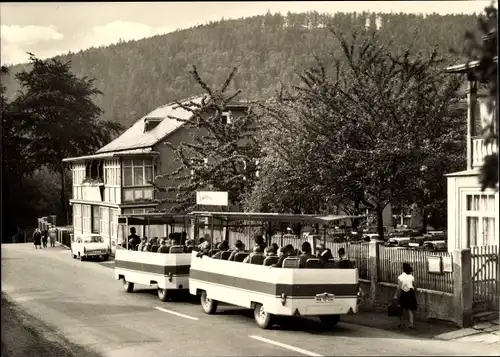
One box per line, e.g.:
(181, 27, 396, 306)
(196, 191, 229, 206)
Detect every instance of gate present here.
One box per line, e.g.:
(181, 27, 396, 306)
(471, 245, 499, 311)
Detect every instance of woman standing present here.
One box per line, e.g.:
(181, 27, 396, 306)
(395, 262, 417, 329)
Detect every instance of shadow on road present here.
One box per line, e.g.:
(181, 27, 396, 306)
(213, 307, 457, 340)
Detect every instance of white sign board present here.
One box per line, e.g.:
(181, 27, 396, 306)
(427, 256, 443, 274)
(196, 191, 229, 206)
(442, 256, 453, 273)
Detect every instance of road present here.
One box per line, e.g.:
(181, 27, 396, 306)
(2, 243, 499, 357)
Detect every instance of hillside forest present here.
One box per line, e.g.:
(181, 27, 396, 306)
(1, 10, 494, 240)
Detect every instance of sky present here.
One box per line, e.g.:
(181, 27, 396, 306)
(0, 1, 495, 65)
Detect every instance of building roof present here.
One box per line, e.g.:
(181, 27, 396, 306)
(97, 96, 205, 154)
(446, 57, 498, 74)
(62, 148, 159, 163)
(444, 168, 480, 177)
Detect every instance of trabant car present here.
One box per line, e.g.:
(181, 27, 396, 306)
(188, 212, 364, 330)
(71, 234, 110, 261)
(114, 213, 192, 301)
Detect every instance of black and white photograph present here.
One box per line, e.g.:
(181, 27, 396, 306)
(1, 1, 498, 356)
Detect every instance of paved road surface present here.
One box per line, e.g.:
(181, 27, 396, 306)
(2, 243, 499, 357)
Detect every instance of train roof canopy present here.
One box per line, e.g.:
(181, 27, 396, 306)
(188, 211, 365, 224)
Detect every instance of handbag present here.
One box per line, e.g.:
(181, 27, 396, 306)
(387, 298, 401, 317)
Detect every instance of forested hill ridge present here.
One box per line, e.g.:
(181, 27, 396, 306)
(3, 11, 477, 128)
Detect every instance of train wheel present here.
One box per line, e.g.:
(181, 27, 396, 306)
(319, 314, 340, 329)
(122, 279, 134, 293)
(158, 288, 168, 302)
(254, 303, 273, 329)
(200, 291, 217, 314)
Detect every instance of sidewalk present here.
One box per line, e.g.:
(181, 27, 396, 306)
(433, 318, 499, 345)
(341, 311, 460, 339)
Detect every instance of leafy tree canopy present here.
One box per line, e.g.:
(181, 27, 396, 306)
(249, 29, 465, 239)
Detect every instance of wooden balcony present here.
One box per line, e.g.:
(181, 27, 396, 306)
(472, 137, 498, 168)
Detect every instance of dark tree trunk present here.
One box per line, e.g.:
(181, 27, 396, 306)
(421, 207, 428, 234)
(59, 164, 69, 225)
(376, 205, 385, 241)
(352, 197, 360, 231)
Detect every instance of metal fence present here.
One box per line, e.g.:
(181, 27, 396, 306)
(377, 245, 454, 293)
(471, 245, 499, 311)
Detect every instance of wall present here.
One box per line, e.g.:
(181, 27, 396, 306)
(447, 172, 499, 252)
(153, 106, 250, 212)
(357, 241, 473, 328)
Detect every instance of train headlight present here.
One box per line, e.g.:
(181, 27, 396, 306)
(168, 272, 173, 282)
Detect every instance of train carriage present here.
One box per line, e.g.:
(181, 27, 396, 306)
(187, 211, 364, 329)
(114, 213, 193, 301)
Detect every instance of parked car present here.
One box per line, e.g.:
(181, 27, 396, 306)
(71, 234, 110, 261)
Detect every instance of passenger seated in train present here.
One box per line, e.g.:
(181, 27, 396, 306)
(184, 239, 194, 253)
(216, 239, 229, 252)
(298, 242, 314, 268)
(137, 237, 148, 252)
(253, 235, 266, 252)
(270, 243, 279, 255)
(197, 235, 211, 251)
(228, 240, 246, 261)
(316, 243, 333, 265)
(180, 231, 188, 245)
(264, 247, 276, 256)
(157, 238, 170, 253)
(128, 227, 141, 250)
(242, 246, 264, 263)
(273, 244, 295, 268)
(336, 247, 351, 269)
(151, 237, 161, 253)
(170, 234, 181, 247)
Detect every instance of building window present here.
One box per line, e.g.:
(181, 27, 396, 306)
(255, 159, 260, 178)
(82, 204, 91, 232)
(110, 209, 118, 239)
(122, 158, 154, 187)
(92, 206, 100, 233)
(462, 193, 497, 248)
(73, 204, 82, 232)
(221, 111, 232, 125)
(466, 216, 479, 246)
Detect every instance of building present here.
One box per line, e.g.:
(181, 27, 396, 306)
(62, 96, 249, 253)
(445, 58, 499, 251)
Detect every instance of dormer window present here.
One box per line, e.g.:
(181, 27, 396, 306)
(221, 111, 232, 125)
(144, 117, 163, 132)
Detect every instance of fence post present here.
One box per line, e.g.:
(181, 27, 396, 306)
(367, 241, 382, 309)
(452, 248, 473, 328)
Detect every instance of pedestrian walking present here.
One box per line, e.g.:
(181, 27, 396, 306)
(48, 227, 56, 247)
(41, 229, 48, 248)
(33, 229, 42, 249)
(395, 262, 417, 329)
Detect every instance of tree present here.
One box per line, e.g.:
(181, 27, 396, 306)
(13, 54, 122, 224)
(257, 30, 463, 240)
(154, 65, 262, 212)
(463, 4, 498, 191)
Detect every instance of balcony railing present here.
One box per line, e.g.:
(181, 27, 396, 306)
(472, 137, 498, 168)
